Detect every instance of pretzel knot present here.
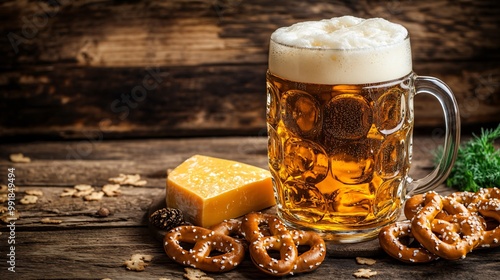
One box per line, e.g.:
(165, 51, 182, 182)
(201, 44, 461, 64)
(210, 219, 248, 251)
(476, 198, 500, 248)
(289, 230, 326, 274)
(379, 221, 438, 263)
(448, 188, 500, 212)
(448, 188, 500, 248)
(163, 225, 245, 272)
(210, 219, 244, 236)
(410, 192, 484, 260)
(242, 213, 298, 276)
(404, 193, 469, 221)
(241, 212, 326, 276)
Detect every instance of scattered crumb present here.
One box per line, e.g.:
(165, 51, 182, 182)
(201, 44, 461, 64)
(60, 188, 77, 197)
(25, 189, 44, 196)
(9, 153, 31, 163)
(1, 210, 19, 223)
(0, 206, 7, 213)
(20, 195, 38, 205)
(183, 268, 214, 280)
(0, 185, 7, 193)
(74, 184, 93, 192)
(124, 254, 154, 271)
(84, 191, 105, 201)
(102, 184, 121, 197)
(73, 188, 95, 198)
(356, 257, 377, 265)
(61, 185, 99, 198)
(73, 184, 95, 197)
(0, 194, 7, 203)
(41, 217, 62, 224)
(353, 268, 378, 278)
(109, 174, 147, 187)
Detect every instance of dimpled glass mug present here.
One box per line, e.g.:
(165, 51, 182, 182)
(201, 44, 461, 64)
(266, 16, 460, 243)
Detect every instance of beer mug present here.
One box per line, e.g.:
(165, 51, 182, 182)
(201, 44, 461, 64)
(266, 16, 460, 243)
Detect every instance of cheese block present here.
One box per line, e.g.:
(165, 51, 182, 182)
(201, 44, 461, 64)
(166, 155, 276, 227)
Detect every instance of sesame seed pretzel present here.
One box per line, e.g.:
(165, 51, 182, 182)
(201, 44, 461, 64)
(242, 212, 298, 276)
(163, 225, 245, 273)
(410, 192, 484, 260)
(378, 221, 438, 263)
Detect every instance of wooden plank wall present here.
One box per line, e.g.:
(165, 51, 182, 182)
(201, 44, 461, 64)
(0, 0, 499, 140)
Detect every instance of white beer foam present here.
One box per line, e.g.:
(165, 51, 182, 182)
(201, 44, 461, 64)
(269, 16, 412, 84)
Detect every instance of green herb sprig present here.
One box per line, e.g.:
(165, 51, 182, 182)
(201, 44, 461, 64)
(439, 124, 500, 192)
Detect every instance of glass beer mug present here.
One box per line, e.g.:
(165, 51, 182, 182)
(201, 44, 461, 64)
(266, 16, 460, 243)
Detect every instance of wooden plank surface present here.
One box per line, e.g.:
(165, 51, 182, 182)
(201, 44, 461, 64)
(0, 136, 499, 279)
(1, 0, 499, 139)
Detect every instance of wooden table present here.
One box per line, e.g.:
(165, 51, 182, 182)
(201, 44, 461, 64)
(1, 135, 499, 279)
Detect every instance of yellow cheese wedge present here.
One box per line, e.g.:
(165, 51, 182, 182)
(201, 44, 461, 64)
(166, 155, 275, 227)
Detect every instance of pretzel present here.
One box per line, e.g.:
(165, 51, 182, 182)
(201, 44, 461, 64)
(163, 225, 245, 272)
(410, 192, 484, 260)
(404, 194, 425, 220)
(241, 212, 280, 242)
(210, 219, 245, 238)
(242, 212, 298, 276)
(448, 188, 500, 212)
(448, 188, 500, 248)
(383, 188, 500, 262)
(447, 191, 481, 211)
(404, 193, 469, 221)
(210, 219, 248, 250)
(378, 221, 438, 263)
(289, 230, 326, 274)
(476, 198, 500, 248)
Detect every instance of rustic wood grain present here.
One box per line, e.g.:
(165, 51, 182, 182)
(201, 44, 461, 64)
(1, 226, 498, 280)
(0, 0, 499, 139)
(1, 136, 499, 279)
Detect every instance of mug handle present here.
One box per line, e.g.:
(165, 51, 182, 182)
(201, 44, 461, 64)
(406, 75, 461, 196)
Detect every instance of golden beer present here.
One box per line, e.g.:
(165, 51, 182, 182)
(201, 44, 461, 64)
(267, 72, 412, 237)
(267, 16, 460, 243)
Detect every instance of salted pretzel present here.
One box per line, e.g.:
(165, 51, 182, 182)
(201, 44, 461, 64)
(476, 198, 500, 248)
(241, 212, 283, 241)
(210, 219, 244, 236)
(210, 218, 248, 250)
(410, 192, 484, 260)
(447, 188, 500, 248)
(163, 225, 245, 272)
(404, 193, 425, 220)
(289, 229, 326, 274)
(240, 212, 326, 276)
(383, 188, 500, 262)
(448, 191, 482, 212)
(242, 212, 298, 276)
(448, 188, 500, 211)
(378, 221, 438, 263)
(404, 193, 470, 221)
(450, 187, 500, 204)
